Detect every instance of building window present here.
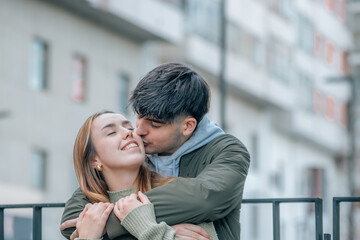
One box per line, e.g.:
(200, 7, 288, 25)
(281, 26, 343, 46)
(269, 0, 292, 19)
(118, 74, 130, 114)
(297, 14, 314, 55)
(325, 41, 335, 65)
(29, 38, 48, 91)
(296, 72, 314, 112)
(185, 0, 220, 45)
(227, 23, 265, 68)
(71, 55, 87, 102)
(314, 32, 324, 59)
(267, 37, 292, 84)
(313, 90, 323, 114)
(326, 97, 335, 120)
(31, 149, 47, 190)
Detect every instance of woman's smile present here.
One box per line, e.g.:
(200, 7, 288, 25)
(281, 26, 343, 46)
(121, 141, 139, 151)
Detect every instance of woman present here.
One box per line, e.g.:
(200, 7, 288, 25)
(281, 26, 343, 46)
(72, 111, 218, 240)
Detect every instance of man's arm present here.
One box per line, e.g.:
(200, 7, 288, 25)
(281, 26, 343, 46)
(61, 189, 87, 239)
(106, 135, 250, 239)
(148, 136, 250, 224)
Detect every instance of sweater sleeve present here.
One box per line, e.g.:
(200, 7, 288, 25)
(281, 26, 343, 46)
(120, 204, 176, 240)
(146, 135, 250, 225)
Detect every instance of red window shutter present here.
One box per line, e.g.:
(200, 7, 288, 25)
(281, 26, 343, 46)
(326, 41, 334, 65)
(326, 0, 334, 11)
(340, 0, 346, 20)
(341, 51, 348, 74)
(326, 97, 335, 120)
(314, 90, 323, 114)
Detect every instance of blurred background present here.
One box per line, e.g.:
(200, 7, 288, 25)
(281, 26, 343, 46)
(0, 0, 360, 239)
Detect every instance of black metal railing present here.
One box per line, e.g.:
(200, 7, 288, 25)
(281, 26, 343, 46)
(333, 197, 360, 240)
(0, 197, 359, 240)
(242, 198, 323, 240)
(0, 203, 65, 240)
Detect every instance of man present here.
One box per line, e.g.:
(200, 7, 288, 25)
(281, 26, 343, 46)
(61, 62, 250, 239)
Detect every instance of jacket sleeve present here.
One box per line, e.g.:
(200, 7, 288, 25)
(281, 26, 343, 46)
(146, 137, 250, 225)
(60, 188, 129, 239)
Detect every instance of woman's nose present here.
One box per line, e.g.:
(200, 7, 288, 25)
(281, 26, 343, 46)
(121, 128, 133, 139)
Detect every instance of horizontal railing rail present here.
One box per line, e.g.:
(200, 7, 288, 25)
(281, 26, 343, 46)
(0, 197, 359, 240)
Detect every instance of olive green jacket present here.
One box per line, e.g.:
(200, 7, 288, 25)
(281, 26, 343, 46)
(61, 134, 250, 240)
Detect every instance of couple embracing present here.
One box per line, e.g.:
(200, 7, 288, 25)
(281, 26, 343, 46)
(60, 62, 250, 240)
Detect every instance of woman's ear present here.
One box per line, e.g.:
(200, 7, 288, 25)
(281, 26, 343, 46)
(91, 154, 101, 168)
(182, 116, 197, 137)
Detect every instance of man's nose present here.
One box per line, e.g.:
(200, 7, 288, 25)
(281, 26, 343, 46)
(135, 119, 147, 136)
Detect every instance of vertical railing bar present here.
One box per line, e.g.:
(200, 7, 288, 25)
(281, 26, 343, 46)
(324, 233, 331, 240)
(333, 198, 340, 240)
(33, 206, 42, 240)
(315, 198, 323, 240)
(273, 201, 280, 240)
(0, 208, 4, 240)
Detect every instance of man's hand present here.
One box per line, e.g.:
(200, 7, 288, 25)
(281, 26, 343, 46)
(172, 223, 211, 240)
(60, 217, 78, 231)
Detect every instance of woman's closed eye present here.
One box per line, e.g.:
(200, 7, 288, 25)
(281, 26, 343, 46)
(107, 131, 116, 136)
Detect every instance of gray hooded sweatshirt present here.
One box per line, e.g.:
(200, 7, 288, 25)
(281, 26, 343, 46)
(147, 115, 224, 177)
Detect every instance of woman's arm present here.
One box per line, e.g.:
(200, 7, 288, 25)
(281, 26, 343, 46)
(75, 202, 114, 240)
(60, 189, 130, 239)
(114, 192, 215, 240)
(113, 192, 177, 240)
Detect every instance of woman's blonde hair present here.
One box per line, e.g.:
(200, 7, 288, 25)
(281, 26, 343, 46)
(73, 111, 169, 203)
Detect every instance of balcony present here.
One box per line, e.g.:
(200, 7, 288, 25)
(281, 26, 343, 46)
(40, 0, 183, 43)
(275, 110, 348, 154)
(183, 34, 295, 111)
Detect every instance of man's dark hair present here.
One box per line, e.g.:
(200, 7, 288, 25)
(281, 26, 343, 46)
(129, 62, 210, 124)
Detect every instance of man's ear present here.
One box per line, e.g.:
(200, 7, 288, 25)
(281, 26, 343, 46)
(181, 116, 197, 137)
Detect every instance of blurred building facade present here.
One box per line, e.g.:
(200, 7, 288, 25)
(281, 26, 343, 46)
(0, 0, 355, 239)
(346, 0, 360, 239)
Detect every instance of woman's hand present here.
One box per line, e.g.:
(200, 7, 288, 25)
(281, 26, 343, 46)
(113, 191, 151, 221)
(76, 202, 114, 239)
